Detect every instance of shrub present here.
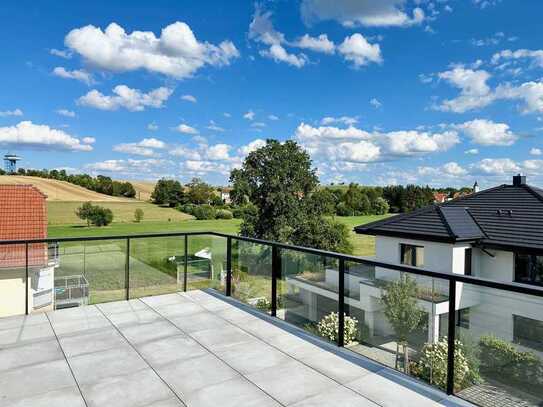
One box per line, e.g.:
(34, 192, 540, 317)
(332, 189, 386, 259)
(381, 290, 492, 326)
(179, 203, 196, 215)
(479, 335, 543, 386)
(372, 197, 390, 215)
(192, 204, 216, 220)
(317, 312, 358, 345)
(336, 202, 354, 216)
(414, 337, 475, 391)
(232, 204, 257, 219)
(88, 206, 113, 226)
(215, 209, 233, 219)
(75, 202, 113, 227)
(134, 208, 144, 222)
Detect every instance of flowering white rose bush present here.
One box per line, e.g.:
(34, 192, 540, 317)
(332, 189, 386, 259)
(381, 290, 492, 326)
(317, 312, 358, 344)
(416, 337, 470, 390)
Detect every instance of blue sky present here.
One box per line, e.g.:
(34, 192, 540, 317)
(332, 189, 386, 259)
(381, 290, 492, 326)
(0, 0, 542, 188)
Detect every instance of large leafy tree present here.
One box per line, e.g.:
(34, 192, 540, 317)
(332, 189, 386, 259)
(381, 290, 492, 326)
(230, 139, 352, 253)
(151, 179, 186, 207)
(186, 178, 215, 204)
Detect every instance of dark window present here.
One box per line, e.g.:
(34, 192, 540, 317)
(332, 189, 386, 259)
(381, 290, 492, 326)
(439, 308, 470, 338)
(465, 248, 472, 276)
(513, 315, 543, 351)
(514, 253, 543, 286)
(400, 244, 424, 267)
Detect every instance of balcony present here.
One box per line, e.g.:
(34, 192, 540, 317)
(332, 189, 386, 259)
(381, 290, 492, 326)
(1, 231, 542, 407)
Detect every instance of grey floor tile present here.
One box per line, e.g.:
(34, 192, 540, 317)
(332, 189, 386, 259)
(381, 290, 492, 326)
(185, 376, 280, 407)
(141, 293, 188, 308)
(142, 398, 186, 407)
(69, 346, 148, 385)
(153, 302, 207, 318)
(0, 322, 56, 347)
(156, 353, 239, 397)
(290, 385, 380, 407)
(216, 306, 260, 324)
(136, 334, 208, 367)
(58, 326, 127, 357)
(107, 308, 164, 327)
(346, 372, 443, 407)
(80, 369, 175, 407)
(50, 315, 112, 336)
(214, 340, 292, 375)
(246, 360, 337, 406)
(0, 359, 76, 402)
(47, 305, 103, 322)
(264, 331, 325, 360)
(299, 351, 378, 384)
(0, 313, 48, 331)
(168, 312, 231, 334)
(118, 320, 181, 344)
(97, 299, 148, 315)
(3, 385, 86, 407)
(0, 339, 63, 372)
(190, 325, 255, 351)
(237, 317, 292, 339)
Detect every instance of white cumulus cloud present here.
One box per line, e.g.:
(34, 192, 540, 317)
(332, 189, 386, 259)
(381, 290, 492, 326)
(64, 22, 239, 79)
(0, 109, 23, 117)
(300, 0, 425, 28)
(181, 94, 197, 103)
(53, 67, 94, 85)
(0, 121, 93, 152)
(175, 124, 199, 135)
(338, 34, 382, 67)
(457, 119, 518, 146)
(56, 109, 76, 118)
(77, 85, 173, 111)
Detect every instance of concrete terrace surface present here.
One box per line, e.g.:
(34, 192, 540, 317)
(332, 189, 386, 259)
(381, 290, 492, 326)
(0, 290, 472, 407)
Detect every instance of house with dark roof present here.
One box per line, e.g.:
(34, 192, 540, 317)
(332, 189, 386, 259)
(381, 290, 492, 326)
(351, 174, 543, 353)
(0, 185, 59, 317)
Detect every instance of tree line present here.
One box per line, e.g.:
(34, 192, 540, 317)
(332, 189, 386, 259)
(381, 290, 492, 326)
(4, 168, 136, 198)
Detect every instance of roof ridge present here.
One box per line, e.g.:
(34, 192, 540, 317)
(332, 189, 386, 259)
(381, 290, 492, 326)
(522, 184, 543, 204)
(465, 207, 488, 239)
(440, 183, 508, 207)
(435, 206, 456, 239)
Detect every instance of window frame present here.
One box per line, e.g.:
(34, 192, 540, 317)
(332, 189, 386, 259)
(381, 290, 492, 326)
(513, 314, 543, 352)
(514, 252, 543, 287)
(400, 243, 424, 267)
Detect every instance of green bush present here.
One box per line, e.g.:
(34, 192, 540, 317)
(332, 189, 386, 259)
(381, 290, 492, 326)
(336, 202, 354, 216)
(215, 209, 233, 219)
(479, 335, 543, 386)
(134, 208, 144, 222)
(413, 337, 478, 391)
(88, 206, 113, 226)
(75, 202, 114, 227)
(192, 204, 216, 220)
(317, 312, 358, 345)
(179, 203, 196, 215)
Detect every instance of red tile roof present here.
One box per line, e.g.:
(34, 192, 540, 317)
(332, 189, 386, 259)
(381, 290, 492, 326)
(0, 185, 48, 267)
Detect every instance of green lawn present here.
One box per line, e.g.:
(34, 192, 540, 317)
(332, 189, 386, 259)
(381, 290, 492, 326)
(48, 215, 389, 257)
(47, 201, 191, 225)
(48, 214, 390, 306)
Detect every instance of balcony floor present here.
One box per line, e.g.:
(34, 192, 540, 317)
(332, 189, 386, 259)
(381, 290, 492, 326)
(0, 290, 470, 407)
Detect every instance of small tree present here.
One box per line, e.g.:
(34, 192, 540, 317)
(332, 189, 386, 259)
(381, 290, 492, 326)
(381, 274, 425, 374)
(134, 208, 144, 222)
(372, 197, 390, 215)
(75, 202, 94, 227)
(88, 206, 113, 226)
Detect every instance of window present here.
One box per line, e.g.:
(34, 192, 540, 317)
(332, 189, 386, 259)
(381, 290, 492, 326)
(438, 308, 470, 338)
(464, 248, 472, 276)
(400, 244, 424, 267)
(513, 315, 543, 351)
(514, 253, 543, 286)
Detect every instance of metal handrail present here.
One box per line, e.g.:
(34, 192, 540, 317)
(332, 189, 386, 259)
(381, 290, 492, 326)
(6, 230, 543, 398)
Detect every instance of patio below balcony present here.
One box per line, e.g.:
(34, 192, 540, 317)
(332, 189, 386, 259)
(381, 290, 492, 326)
(0, 290, 469, 407)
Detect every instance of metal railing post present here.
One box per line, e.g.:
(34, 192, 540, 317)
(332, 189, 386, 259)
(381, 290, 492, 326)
(226, 236, 232, 296)
(125, 238, 130, 300)
(338, 258, 345, 347)
(271, 245, 280, 317)
(25, 243, 29, 315)
(446, 279, 457, 395)
(183, 235, 188, 292)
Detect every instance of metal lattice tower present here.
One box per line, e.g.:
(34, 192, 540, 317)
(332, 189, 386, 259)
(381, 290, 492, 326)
(4, 153, 21, 174)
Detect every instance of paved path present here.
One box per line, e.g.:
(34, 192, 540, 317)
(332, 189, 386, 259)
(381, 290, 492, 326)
(0, 290, 471, 407)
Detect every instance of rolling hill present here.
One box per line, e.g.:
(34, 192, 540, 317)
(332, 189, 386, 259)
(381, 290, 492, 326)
(124, 180, 156, 201)
(0, 175, 133, 202)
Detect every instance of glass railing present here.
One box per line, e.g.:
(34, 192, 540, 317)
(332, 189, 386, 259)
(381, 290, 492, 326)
(0, 231, 542, 405)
